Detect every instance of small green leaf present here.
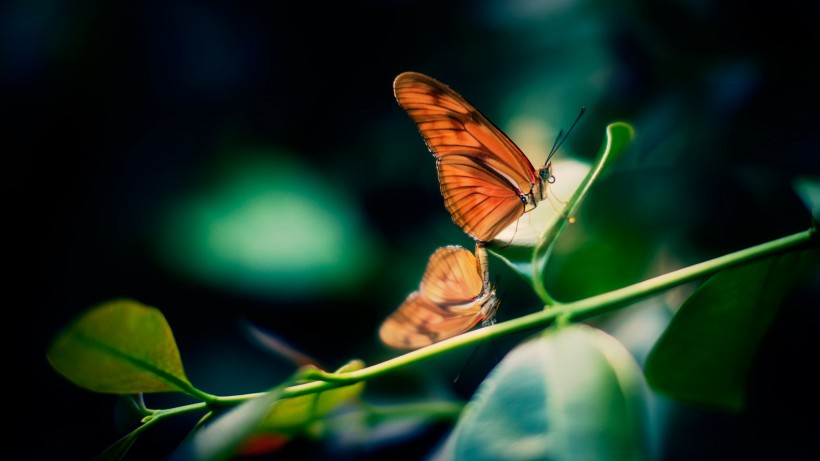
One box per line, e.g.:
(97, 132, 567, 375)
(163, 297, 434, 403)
(439, 324, 649, 461)
(257, 360, 366, 434)
(170, 387, 286, 461)
(492, 122, 635, 302)
(93, 431, 140, 461)
(486, 244, 535, 281)
(644, 251, 808, 411)
(170, 361, 364, 461)
(793, 176, 820, 220)
(47, 299, 192, 394)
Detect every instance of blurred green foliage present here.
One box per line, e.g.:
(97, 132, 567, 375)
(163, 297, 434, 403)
(440, 325, 649, 461)
(12, 0, 818, 460)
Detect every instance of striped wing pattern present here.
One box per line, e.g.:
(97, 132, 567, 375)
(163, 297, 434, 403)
(419, 245, 484, 305)
(379, 244, 498, 350)
(378, 292, 486, 349)
(393, 71, 538, 242)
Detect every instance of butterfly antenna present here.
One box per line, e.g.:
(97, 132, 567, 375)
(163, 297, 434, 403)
(453, 342, 483, 384)
(545, 106, 586, 165)
(454, 284, 503, 384)
(485, 290, 505, 366)
(551, 128, 564, 155)
(481, 316, 502, 365)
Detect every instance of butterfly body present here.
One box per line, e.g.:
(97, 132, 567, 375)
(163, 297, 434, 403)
(394, 71, 555, 243)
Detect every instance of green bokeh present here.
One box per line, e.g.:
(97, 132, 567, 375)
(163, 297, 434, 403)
(156, 150, 378, 300)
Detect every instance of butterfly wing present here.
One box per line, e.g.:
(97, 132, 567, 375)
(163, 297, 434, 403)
(379, 244, 497, 350)
(418, 245, 484, 305)
(379, 292, 485, 349)
(394, 71, 539, 242)
(438, 155, 532, 242)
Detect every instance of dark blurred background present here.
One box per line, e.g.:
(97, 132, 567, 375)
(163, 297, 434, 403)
(6, 0, 819, 460)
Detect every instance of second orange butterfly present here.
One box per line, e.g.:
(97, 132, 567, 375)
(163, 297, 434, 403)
(379, 243, 499, 350)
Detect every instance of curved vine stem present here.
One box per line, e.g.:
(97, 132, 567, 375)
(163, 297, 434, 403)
(531, 122, 634, 305)
(241, 226, 816, 396)
(124, 225, 815, 434)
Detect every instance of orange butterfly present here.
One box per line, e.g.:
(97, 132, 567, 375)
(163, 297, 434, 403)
(379, 243, 499, 349)
(394, 71, 582, 243)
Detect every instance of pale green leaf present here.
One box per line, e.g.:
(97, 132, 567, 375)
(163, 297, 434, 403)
(439, 324, 649, 461)
(47, 299, 192, 394)
(169, 387, 285, 461)
(258, 360, 366, 434)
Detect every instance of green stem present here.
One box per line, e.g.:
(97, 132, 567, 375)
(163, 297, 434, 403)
(531, 123, 628, 305)
(531, 266, 556, 306)
(564, 227, 815, 318)
(73, 333, 219, 404)
(289, 227, 815, 388)
(151, 227, 816, 414)
(146, 401, 209, 422)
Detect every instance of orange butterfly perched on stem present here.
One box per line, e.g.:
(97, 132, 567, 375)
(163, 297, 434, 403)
(393, 71, 584, 243)
(379, 243, 499, 350)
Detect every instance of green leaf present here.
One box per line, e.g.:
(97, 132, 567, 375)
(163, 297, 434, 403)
(169, 387, 286, 461)
(492, 122, 635, 303)
(439, 324, 649, 461)
(793, 176, 820, 221)
(644, 251, 808, 411)
(170, 361, 364, 461)
(257, 360, 366, 434)
(93, 431, 140, 461)
(547, 231, 654, 301)
(47, 299, 192, 394)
